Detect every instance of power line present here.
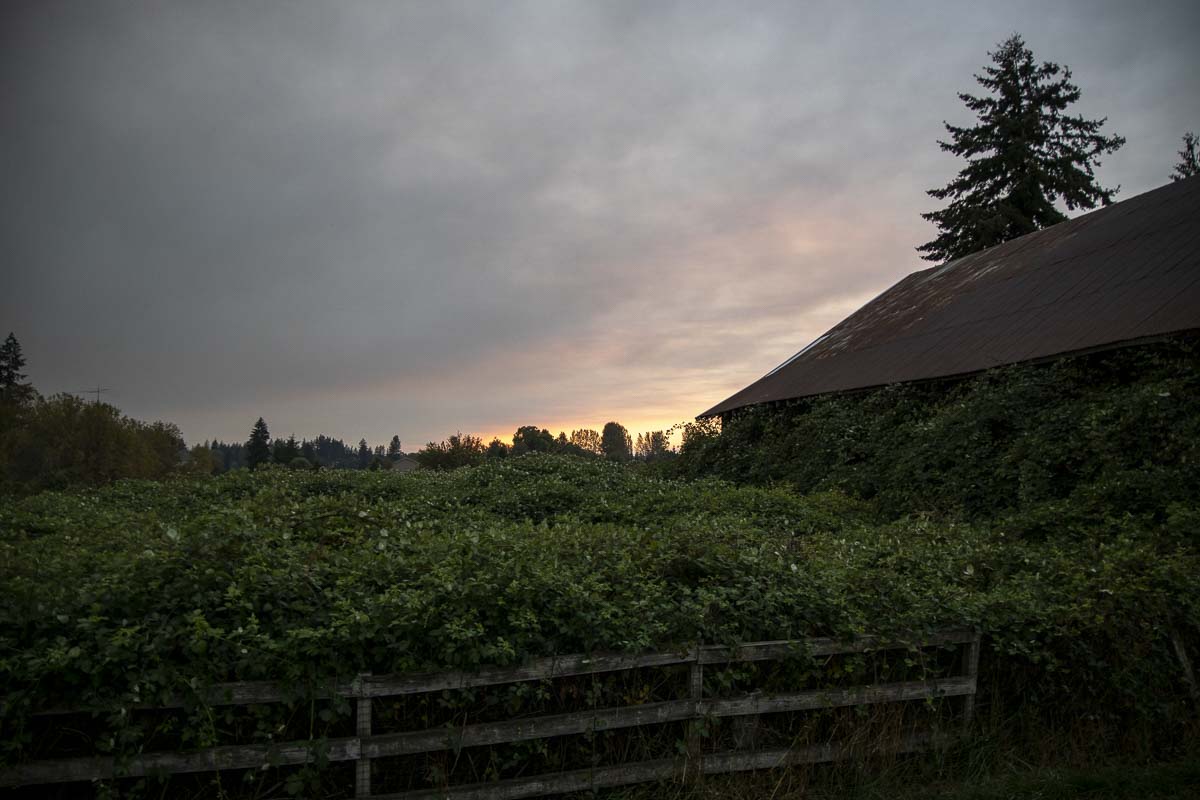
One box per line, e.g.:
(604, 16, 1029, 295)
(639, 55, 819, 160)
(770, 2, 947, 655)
(74, 387, 109, 404)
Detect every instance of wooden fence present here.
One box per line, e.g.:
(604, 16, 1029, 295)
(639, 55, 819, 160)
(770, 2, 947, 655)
(1, 628, 980, 798)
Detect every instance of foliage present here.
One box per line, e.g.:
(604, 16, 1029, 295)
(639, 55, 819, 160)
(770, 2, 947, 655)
(271, 434, 301, 465)
(602, 421, 633, 461)
(569, 428, 603, 455)
(918, 34, 1125, 262)
(635, 430, 674, 461)
(511, 425, 556, 455)
(1, 454, 1196, 780)
(244, 418, 272, 470)
(414, 432, 486, 470)
(1, 394, 185, 493)
(1172, 131, 1199, 181)
(0, 333, 33, 407)
(673, 340, 1200, 522)
(183, 444, 219, 477)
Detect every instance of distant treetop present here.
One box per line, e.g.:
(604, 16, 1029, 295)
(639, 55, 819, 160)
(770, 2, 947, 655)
(1172, 131, 1199, 182)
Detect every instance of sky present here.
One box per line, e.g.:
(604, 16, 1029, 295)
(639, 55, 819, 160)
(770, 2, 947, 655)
(2, 1, 1198, 449)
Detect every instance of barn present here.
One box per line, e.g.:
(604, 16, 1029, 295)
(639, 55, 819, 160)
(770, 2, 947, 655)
(702, 175, 1200, 420)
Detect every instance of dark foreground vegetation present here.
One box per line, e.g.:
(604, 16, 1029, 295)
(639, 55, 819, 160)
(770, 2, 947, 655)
(670, 338, 1200, 523)
(1, 340, 1198, 797)
(2, 455, 1198, 794)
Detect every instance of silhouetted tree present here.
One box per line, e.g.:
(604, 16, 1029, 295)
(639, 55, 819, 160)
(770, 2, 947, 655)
(415, 433, 485, 470)
(568, 429, 602, 456)
(0, 333, 33, 406)
(635, 430, 673, 461)
(208, 440, 246, 472)
(309, 434, 357, 468)
(357, 438, 371, 469)
(486, 437, 509, 459)
(919, 34, 1124, 262)
(601, 421, 632, 461)
(387, 435, 402, 460)
(1172, 132, 1199, 181)
(245, 418, 272, 470)
(511, 425, 555, 455)
(273, 434, 301, 464)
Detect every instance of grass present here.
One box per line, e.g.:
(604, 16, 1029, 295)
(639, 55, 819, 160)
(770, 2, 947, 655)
(609, 759, 1200, 799)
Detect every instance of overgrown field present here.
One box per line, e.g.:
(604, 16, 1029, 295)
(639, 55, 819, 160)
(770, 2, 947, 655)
(1, 453, 1198, 794)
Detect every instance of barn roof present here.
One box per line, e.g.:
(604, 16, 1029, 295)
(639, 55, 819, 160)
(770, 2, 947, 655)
(701, 175, 1200, 418)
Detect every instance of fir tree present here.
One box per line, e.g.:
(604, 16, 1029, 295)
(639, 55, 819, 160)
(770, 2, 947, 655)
(357, 438, 371, 469)
(245, 417, 272, 470)
(387, 435, 402, 460)
(0, 333, 28, 388)
(919, 34, 1125, 263)
(1171, 132, 1199, 181)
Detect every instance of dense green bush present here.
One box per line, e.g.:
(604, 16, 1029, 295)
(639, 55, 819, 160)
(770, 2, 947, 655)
(1, 456, 1196, 778)
(670, 339, 1200, 522)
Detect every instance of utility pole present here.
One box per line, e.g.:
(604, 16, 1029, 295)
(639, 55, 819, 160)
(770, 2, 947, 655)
(75, 387, 108, 404)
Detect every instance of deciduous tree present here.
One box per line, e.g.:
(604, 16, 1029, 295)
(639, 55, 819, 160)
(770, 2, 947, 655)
(511, 425, 555, 455)
(601, 421, 632, 461)
(569, 428, 602, 456)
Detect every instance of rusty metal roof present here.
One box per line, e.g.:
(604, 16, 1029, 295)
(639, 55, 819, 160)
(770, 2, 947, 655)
(701, 175, 1200, 417)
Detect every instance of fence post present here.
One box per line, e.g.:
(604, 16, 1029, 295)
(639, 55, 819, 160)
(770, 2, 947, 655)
(962, 630, 981, 732)
(355, 673, 372, 798)
(686, 648, 705, 782)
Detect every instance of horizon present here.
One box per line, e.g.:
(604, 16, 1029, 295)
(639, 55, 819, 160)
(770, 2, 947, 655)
(4, 0, 1198, 448)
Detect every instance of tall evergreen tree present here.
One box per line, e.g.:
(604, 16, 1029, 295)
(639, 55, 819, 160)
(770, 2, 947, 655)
(1171, 131, 1199, 181)
(918, 35, 1125, 263)
(357, 438, 371, 469)
(245, 417, 272, 470)
(0, 333, 33, 404)
(387, 435, 402, 460)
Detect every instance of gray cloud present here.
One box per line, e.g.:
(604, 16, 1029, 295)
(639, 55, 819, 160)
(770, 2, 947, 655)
(3, 0, 1198, 446)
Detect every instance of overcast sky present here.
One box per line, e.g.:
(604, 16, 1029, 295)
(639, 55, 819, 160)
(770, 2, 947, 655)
(2, 1, 1197, 448)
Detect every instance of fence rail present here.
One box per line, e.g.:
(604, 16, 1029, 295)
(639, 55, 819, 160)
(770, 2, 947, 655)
(1, 628, 980, 797)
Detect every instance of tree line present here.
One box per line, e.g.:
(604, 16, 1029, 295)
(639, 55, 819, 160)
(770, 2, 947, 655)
(0, 333, 675, 491)
(207, 418, 408, 473)
(411, 422, 675, 471)
(0, 334, 188, 492)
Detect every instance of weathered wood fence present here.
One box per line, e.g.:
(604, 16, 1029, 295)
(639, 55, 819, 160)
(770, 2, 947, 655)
(1, 628, 980, 798)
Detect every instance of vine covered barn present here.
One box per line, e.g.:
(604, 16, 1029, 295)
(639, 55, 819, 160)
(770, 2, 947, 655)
(702, 176, 1200, 418)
